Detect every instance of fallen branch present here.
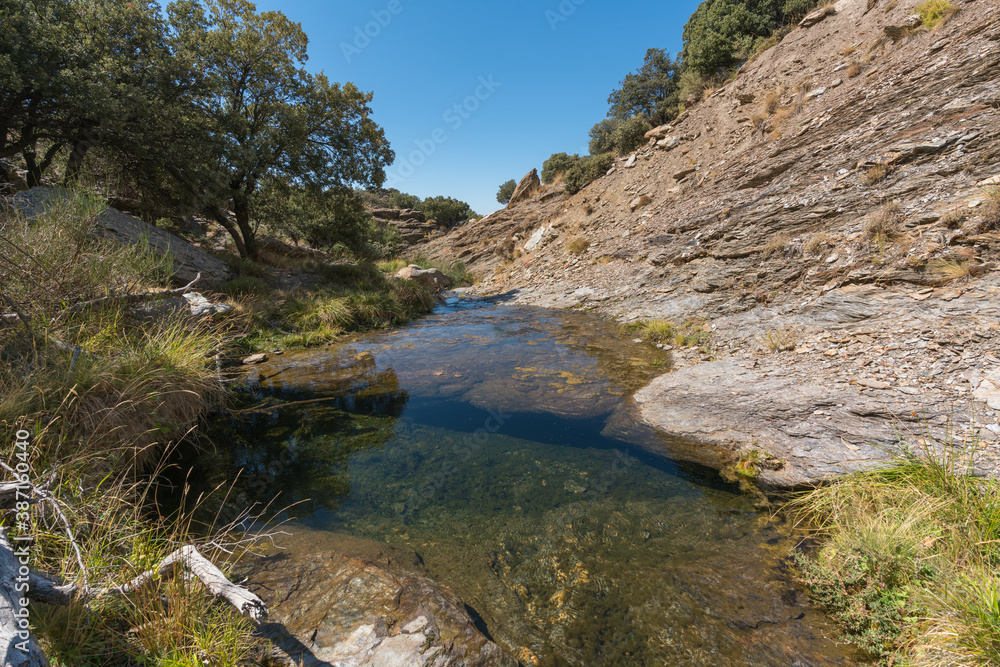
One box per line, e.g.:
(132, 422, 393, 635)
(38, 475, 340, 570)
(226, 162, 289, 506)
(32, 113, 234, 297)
(54, 272, 202, 317)
(0, 528, 268, 665)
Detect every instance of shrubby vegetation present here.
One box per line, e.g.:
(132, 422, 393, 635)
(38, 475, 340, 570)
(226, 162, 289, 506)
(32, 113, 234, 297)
(496, 179, 516, 205)
(419, 195, 478, 228)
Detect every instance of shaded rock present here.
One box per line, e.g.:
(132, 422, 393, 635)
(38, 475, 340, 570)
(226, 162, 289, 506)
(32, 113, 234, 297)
(399, 208, 426, 222)
(371, 208, 400, 220)
(506, 169, 540, 209)
(251, 547, 515, 667)
(12, 187, 233, 287)
(673, 167, 697, 181)
(396, 264, 452, 290)
(735, 92, 755, 104)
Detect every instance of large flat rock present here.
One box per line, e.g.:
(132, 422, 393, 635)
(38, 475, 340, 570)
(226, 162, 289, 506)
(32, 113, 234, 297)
(631, 358, 949, 486)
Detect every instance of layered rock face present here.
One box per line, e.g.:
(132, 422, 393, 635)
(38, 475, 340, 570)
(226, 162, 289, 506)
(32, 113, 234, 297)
(370, 207, 447, 247)
(422, 0, 1000, 484)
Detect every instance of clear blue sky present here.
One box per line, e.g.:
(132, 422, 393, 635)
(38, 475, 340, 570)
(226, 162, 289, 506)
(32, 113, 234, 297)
(249, 0, 701, 216)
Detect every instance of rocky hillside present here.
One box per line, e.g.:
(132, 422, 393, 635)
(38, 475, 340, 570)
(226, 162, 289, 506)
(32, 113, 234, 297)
(422, 0, 1000, 486)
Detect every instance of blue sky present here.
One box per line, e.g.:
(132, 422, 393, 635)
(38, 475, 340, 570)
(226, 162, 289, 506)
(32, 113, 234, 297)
(250, 0, 701, 215)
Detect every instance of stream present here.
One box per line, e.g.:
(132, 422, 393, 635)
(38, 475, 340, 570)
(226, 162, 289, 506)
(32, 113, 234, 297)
(186, 295, 857, 665)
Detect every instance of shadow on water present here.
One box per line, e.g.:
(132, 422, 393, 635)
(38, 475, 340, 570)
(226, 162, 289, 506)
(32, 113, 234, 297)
(168, 297, 857, 666)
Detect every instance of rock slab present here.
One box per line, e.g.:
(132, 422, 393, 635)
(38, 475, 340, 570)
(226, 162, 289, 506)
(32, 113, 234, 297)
(13, 187, 233, 287)
(252, 550, 515, 667)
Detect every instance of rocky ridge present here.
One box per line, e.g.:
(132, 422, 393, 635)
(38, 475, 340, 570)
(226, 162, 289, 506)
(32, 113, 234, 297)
(422, 0, 1000, 485)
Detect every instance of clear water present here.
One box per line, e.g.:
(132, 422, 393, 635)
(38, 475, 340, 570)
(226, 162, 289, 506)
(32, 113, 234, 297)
(192, 297, 854, 666)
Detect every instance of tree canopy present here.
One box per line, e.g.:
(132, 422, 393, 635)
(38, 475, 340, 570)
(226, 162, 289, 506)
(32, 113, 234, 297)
(420, 196, 476, 228)
(496, 179, 516, 205)
(1, 0, 395, 260)
(607, 48, 681, 127)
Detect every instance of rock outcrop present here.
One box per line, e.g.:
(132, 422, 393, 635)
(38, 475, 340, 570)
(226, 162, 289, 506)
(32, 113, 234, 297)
(420, 0, 1000, 485)
(505, 168, 539, 209)
(370, 207, 445, 248)
(12, 187, 233, 287)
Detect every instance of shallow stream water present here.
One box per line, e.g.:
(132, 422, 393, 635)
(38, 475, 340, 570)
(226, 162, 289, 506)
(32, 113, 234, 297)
(191, 296, 856, 666)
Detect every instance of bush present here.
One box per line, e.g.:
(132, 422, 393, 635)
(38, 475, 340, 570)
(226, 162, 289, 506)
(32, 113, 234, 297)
(610, 116, 652, 155)
(588, 119, 619, 155)
(496, 179, 516, 205)
(541, 152, 584, 184)
(420, 195, 476, 228)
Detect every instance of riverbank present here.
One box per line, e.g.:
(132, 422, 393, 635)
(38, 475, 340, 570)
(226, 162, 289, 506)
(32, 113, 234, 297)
(0, 189, 448, 664)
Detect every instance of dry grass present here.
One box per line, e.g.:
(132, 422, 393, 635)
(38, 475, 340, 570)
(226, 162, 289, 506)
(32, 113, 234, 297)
(567, 236, 590, 255)
(862, 162, 896, 185)
(863, 202, 906, 244)
(928, 258, 972, 283)
(847, 62, 863, 77)
(981, 186, 1000, 231)
(804, 232, 830, 255)
(763, 86, 785, 115)
(761, 233, 791, 258)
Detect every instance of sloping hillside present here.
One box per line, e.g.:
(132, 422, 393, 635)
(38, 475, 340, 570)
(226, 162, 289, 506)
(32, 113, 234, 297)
(423, 0, 1000, 486)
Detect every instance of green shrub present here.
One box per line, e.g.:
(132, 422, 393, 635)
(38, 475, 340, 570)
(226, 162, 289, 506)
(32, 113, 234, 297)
(610, 115, 652, 155)
(541, 152, 585, 184)
(496, 179, 517, 205)
(420, 195, 476, 228)
(588, 119, 620, 155)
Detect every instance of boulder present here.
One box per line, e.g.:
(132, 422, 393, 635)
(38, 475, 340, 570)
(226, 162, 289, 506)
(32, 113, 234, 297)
(629, 194, 653, 212)
(251, 547, 516, 666)
(12, 187, 234, 287)
(643, 124, 672, 141)
(505, 169, 540, 209)
(396, 264, 453, 290)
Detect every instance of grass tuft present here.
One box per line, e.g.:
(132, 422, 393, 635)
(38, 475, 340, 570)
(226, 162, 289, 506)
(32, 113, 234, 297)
(915, 0, 957, 29)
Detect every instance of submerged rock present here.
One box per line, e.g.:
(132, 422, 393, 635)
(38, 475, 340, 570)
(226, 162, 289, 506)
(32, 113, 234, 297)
(250, 534, 515, 666)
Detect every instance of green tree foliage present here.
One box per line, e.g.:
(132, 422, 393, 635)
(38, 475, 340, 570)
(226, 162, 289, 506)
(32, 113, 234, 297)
(610, 116, 653, 155)
(387, 189, 421, 210)
(680, 0, 798, 79)
(588, 119, 619, 156)
(0, 0, 177, 187)
(496, 179, 516, 205)
(562, 153, 614, 195)
(607, 48, 681, 127)
(167, 0, 393, 260)
(253, 181, 380, 254)
(420, 196, 476, 228)
(541, 152, 584, 184)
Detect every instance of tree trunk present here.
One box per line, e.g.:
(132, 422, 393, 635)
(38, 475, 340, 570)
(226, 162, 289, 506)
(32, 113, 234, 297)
(233, 197, 258, 261)
(62, 140, 91, 186)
